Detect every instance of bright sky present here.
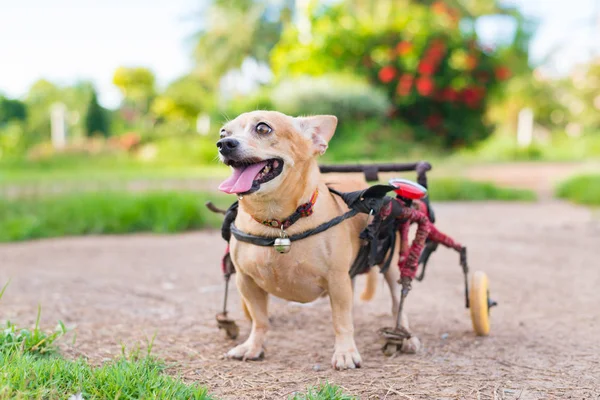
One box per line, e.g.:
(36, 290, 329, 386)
(0, 0, 598, 108)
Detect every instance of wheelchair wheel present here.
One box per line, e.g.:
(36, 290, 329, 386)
(469, 271, 493, 336)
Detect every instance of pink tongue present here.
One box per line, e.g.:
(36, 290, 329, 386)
(218, 161, 268, 194)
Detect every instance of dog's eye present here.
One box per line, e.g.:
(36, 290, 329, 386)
(256, 123, 272, 135)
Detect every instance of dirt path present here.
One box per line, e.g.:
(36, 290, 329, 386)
(1, 202, 599, 399)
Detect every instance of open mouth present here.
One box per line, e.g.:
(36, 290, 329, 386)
(218, 158, 284, 195)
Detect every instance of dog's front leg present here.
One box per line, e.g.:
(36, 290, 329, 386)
(328, 274, 362, 370)
(226, 272, 268, 361)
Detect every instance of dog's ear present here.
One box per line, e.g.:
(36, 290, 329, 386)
(294, 115, 338, 155)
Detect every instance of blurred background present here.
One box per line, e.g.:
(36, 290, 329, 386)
(1, 0, 599, 241)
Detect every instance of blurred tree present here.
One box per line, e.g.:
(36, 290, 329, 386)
(112, 66, 156, 113)
(0, 95, 27, 160)
(151, 74, 213, 123)
(24, 80, 62, 145)
(85, 89, 110, 137)
(559, 59, 600, 134)
(192, 0, 294, 89)
(24, 79, 95, 145)
(0, 95, 27, 125)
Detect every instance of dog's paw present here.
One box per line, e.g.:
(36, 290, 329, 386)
(400, 336, 421, 354)
(331, 348, 362, 370)
(226, 342, 265, 361)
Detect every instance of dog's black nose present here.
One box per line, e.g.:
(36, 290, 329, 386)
(216, 138, 239, 156)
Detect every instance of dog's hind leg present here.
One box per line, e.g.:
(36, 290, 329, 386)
(226, 272, 269, 361)
(383, 266, 421, 354)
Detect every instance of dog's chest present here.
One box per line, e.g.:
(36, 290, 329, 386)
(231, 240, 328, 302)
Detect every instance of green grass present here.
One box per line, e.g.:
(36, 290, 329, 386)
(290, 383, 356, 400)
(0, 282, 211, 400)
(555, 174, 600, 206)
(0, 178, 536, 243)
(0, 162, 229, 186)
(0, 191, 229, 242)
(0, 310, 67, 357)
(1, 351, 212, 400)
(428, 178, 537, 202)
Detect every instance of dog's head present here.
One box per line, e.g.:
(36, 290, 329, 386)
(216, 111, 337, 196)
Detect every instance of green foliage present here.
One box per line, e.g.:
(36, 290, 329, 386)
(271, 0, 518, 148)
(0, 191, 226, 242)
(290, 383, 356, 400)
(555, 174, 600, 206)
(428, 178, 537, 201)
(0, 122, 27, 161)
(0, 95, 27, 124)
(270, 75, 390, 123)
(85, 90, 110, 137)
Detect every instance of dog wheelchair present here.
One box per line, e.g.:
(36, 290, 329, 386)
(206, 161, 497, 355)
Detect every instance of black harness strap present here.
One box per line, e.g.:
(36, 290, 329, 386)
(230, 208, 358, 246)
(223, 183, 403, 278)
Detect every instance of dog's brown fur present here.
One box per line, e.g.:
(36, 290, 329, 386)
(218, 111, 419, 369)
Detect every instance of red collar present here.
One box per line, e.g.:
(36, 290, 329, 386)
(254, 189, 319, 230)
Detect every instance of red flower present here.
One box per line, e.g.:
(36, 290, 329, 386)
(378, 66, 397, 83)
(466, 54, 478, 70)
(447, 8, 460, 23)
(418, 61, 436, 75)
(476, 71, 490, 83)
(442, 88, 459, 102)
(432, 1, 446, 15)
(461, 86, 485, 108)
(416, 77, 435, 96)
(425, 114, 443, 129)
(425, 39, 447, 64)
(434, 89, 445, 102)
(396, 41, 412, 56)
(495, 66, 511, 80)
(396, 74, 414, 96)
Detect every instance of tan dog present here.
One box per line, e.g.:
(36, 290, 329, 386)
(217, 111, 420, 370)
